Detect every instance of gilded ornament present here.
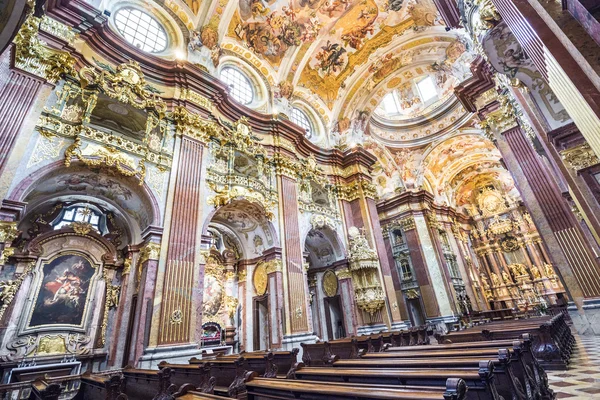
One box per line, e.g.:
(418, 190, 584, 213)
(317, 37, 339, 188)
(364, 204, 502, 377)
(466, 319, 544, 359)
(405, 289, 420, 299)
(13, 15, 76, 83)
(37, 335, 67, 355)
(500, 236, 519, 252)
(71, 221, 93, 235)
(106, 284, 121, 309)
(322, 269, 339, 298)
(399, 216, 416, 231)
(265, 259, 283, 274)
(0, 262, 35, 322)
(238, 269, 247, 283)
(253, 262, 268, 296)
(335, 268, 352, 280)
(139, 243, 161, 264)
(561, 143, 599, 171)
(0, 222, 19, 243)
(170, 309, 183, 325)
(122, 257, 132, 275)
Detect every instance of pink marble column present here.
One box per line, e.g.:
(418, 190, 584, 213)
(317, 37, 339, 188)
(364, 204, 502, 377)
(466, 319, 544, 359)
(0, 50, 46, 175)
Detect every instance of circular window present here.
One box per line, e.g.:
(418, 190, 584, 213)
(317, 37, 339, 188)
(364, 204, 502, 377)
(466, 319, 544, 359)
(221, 67, 254, 105)
(291, 108, 313, 138)
(114, 8, 167, 53)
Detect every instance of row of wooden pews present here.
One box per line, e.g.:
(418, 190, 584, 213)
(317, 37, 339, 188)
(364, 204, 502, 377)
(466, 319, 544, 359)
(436, 313, 574, 369)
(301, 325, 431, 366)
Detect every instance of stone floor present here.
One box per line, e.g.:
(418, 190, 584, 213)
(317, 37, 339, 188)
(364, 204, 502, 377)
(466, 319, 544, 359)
(547, 335, 600, 399)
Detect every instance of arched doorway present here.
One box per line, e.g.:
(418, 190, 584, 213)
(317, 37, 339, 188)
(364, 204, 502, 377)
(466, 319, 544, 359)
(202, 199, 280, 352)
(304, 224, 346, 341)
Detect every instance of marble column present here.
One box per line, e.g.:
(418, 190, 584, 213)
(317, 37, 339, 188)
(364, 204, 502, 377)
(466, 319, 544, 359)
(154, 136, 204, 347)
(266, 260, 285, 348)
(501, 126, 600, 300)
(0, 50, 49, 177)
(335, 267, 358, 336)
(277, 172, 311, 344)
(130, 240, 161, 366)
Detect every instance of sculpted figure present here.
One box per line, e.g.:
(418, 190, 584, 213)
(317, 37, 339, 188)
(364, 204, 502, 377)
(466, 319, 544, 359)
(531, 266, 542, 280)
(490, 272, 500, 287)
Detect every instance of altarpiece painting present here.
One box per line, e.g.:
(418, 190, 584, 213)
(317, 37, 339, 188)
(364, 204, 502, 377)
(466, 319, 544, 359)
(28, 253, 96, 328)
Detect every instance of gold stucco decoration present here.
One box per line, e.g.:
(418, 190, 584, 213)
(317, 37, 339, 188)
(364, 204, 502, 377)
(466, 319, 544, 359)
(253, 262, 268, 296)
(561, 143, 599, 171)
(322, 269, 339, 298)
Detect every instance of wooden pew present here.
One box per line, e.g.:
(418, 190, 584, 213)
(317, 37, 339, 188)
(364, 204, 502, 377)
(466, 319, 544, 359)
(288, 361, 500, 400)
(245, 376, 468, 400)
(436, 313, 573, 369)
(331, 347, 548, 400)
(158, 361, 216, 394)
(191, 349, 299, 377)
(79, 373, 128, 400)
(30, 379, 63, 400)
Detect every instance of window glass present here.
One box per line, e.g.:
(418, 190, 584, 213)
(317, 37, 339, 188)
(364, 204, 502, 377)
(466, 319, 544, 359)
(291, 108, 313, 138)
(114, 8, 167, 53)
(417, 76, 437, 102)
(54, 205, 102, 233)
(221, 67, 254, 105)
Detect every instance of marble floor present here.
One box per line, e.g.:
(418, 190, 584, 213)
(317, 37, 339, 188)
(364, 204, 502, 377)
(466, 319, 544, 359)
(547, 335, 600, 399)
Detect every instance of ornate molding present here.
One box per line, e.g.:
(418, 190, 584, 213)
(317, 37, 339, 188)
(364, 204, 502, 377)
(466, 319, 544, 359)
(13, 15, 76, 83)
(399, 216, 416, 231)
(139, 242, 161, 264)
(561, 143, 599, 171)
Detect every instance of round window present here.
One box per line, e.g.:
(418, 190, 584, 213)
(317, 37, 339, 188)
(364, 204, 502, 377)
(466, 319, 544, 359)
(114, 8, 167, 53)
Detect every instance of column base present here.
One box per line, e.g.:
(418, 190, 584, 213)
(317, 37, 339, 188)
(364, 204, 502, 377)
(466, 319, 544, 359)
(138, 344, 232, 369)
(569, 298, 600, 335)
(356, 323, 387, 336)
(390, 321, 411, 331)
(282, 333, 317, 361)
(426, 315, 458, 334)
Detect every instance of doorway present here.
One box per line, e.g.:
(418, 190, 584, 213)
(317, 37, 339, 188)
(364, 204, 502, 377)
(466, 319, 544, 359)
(324, 295, 345, 340)
(407, 298, 426, 326)
(253, 295, 270, 350)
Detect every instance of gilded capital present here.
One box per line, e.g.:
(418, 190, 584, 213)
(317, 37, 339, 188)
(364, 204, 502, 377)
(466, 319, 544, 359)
(561, 143, 599, 171)
(0, 222, 19, 243)
(139, 242, 161, 264)
(399, 216, 416, 231)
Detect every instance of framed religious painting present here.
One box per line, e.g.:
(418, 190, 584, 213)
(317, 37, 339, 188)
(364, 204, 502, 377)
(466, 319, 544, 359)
(26, 252, 99, 330)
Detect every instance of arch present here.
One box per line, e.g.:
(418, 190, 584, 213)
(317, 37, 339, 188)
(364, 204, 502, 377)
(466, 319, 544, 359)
(201, 199, 280, 260)
(8, 161, 162, 242)
(302, 224, 346, 269)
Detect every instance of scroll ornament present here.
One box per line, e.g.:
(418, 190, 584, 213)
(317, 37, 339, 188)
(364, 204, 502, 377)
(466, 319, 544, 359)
(347, 227, 385, 315)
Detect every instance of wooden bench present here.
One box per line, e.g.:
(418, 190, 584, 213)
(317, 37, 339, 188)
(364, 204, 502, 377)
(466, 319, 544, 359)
(289, 362, 500, 400)
(436, 314, 574, 369)
(191, 349, 299, 377)
(79, 372, 128, 400)
(245, 376, 467, 400)
(331, 344, 553, 400)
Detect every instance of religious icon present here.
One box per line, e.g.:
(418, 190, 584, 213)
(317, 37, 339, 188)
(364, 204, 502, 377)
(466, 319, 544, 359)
(29, 253, 96, 327)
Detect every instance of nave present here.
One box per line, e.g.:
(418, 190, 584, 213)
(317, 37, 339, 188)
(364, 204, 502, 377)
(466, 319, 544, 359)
(16, 312, 580, 399)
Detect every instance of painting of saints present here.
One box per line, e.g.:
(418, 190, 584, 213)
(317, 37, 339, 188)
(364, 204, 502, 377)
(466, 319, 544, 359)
(29, 254, 96, 327)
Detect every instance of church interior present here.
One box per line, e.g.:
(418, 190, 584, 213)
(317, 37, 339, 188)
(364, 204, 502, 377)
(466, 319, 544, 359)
(0, 0, 600, 398)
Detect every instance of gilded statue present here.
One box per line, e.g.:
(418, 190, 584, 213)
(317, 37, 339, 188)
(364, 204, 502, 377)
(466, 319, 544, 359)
(544, 263, 556, 278)
(531, 266, 542, 280)
(502, 270, 513, 284)
(490, 272, 500, 287)
(480, 273, 490, 290)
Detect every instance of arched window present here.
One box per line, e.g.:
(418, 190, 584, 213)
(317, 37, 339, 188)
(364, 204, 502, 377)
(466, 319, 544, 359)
(114, 8, 167, 53)
(220, 67, 254, 105)
(53, 205, 103, 233)
(291, 108, 313, 138)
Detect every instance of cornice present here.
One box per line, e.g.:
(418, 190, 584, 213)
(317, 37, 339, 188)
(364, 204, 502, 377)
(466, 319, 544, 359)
(454, 56, 496, 113)
(546, 122, 584, 151)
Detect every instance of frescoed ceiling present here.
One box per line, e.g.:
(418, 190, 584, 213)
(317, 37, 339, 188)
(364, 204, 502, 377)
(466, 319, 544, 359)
(151, 0, 514, 207)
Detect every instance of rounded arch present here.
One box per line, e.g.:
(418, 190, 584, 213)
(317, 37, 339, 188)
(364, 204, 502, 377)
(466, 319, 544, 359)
(9, 161, 162, 243)
(302, 223, 346, 270)
(201, 199, 280, 260)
